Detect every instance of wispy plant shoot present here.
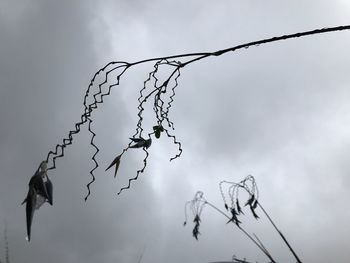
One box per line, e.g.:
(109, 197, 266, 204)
(184, 175, 302, 263)
(22, 25, 350, 241)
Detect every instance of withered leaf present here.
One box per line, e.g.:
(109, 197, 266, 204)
(155, 130, 161, 139)
(129, 137, 152, 149)
(252, 199, 258, 209)
(250, 205, 259, 220)
(153, 125, 164, 139)
(231, 207, 238, 216)
(192, 224, 200, 240)
(244, 194, 255, 207)
(226, 208, 241, 226)
(193, 215, 201, 223)
(236, 199, 243, 214)
(106, 154, 122, 178)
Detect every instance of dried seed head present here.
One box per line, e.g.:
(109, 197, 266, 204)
(193, 215, 201, 223)
(245, 194, 255, 207)
(192, 224, 200, 240)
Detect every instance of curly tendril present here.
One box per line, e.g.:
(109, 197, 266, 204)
(38, 25, 350, 199)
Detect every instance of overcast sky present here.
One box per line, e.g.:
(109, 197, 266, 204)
(1, 1, 350, 262)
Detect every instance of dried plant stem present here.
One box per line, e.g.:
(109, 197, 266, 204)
(257, 202, 302, 263)
(44, 24, 350, 177)
(39, 25, 350, 199)
(181, 25, 350, 66)
(204, 201, 276, 263)
(124, 25, 350, 68)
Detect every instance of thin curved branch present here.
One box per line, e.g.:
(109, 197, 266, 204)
(128, 25, 350, 67)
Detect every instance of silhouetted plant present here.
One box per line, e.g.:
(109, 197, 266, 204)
(184, 175, 301, 263)
(43, 25, 350, 200)
(183, 191, 206, 240)
(22, 25, 350, 241)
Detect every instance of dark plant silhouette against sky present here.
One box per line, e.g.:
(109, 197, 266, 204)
(39, 25, 350, 198)
(22, 25, 350, 262)
(2, 1, 350, 262)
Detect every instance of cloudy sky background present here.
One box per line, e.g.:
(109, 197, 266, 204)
(1, 0, 350, 262)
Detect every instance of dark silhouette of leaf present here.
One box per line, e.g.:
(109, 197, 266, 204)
(106, 154, 122, 178)
(22, 162, 53, 241)
(155, 130, 161, 138)
(153, 125, 164, 139)
(252, 199, 258, 209)
(250, 205, 259, 219)
(224, 203, 228, 210)
(245, 194, 255, 207)
(153, 125, 164, 132)
(236, 199, 243, 214)
(129, 137, 152, 149)
(192, 224, 200, 240)
(45, 177, 53, 205)
(193, 215, 201, 223)
(226, 208, 241, 226)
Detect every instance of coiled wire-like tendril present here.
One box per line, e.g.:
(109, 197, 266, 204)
(38, 25, 350, 199)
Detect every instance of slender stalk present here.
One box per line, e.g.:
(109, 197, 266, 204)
(181, 25, 350, 67)
(205, 201, 276, 263)
(257, 202, 302, 263)
(253, 233, 274, 261)
(127, 25, 350, 68)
